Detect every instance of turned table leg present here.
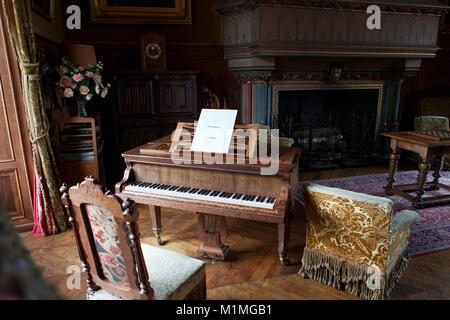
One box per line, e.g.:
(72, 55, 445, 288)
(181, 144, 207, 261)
(414, 157, 430, 208)
(385, 144, 400, 195)
(149, 205, 163, 245)
(431, 153, 444, 189)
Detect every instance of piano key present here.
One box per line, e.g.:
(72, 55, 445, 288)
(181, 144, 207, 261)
(124, 182, 276, 209)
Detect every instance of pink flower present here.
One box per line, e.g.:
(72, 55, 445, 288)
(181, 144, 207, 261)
(59, 75, 72, 88)
(86, 94, 93, 101)
(72, 73, 84, 83)
(71, 83, 77, 89)
(85, 71, 94, 78)
(78, 66, 85, 71)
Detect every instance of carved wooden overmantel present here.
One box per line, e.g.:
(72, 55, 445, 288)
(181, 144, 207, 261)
(217, 0, 449, 134)
(218, 0, 448, 62)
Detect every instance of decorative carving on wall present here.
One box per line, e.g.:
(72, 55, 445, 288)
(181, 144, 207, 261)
(217, 0, 448, 16)
(219, 4, 442, 59)
(234, 71, 400, 83)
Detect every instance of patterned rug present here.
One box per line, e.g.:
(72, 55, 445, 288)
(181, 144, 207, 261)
(296, 171, 450, 257)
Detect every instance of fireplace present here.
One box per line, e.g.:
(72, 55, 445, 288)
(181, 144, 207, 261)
(217, 0, 445, 170)
(275, 84, 384, 169)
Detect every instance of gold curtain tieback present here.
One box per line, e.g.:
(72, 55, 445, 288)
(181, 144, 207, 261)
(31, 129, 49, 145)
(21, 62, 40, 80)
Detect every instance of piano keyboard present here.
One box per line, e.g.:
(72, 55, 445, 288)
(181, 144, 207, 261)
(124, 182, 277, 210)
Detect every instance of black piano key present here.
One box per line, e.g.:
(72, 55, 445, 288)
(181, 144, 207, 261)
(256, 196, 263, 202)
(233, 194, 242, 199)
(249, 196, 256, 201)
(243, 195, 250, 201)
(169, 186, 178, 191)
(189, 188, 198, 194)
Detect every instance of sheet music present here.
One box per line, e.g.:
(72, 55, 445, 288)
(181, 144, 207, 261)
(191, 109, 238, 153)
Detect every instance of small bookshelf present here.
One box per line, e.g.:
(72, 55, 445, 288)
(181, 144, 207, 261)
(53, 111, 105, 185)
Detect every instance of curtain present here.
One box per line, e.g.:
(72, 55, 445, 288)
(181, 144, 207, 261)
(1, 0, 67, 235)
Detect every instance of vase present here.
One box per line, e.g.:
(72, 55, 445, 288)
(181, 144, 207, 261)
(77, 97, 88, 117)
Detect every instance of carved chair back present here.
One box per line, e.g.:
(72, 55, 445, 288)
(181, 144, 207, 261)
(60, 177, 153, 300)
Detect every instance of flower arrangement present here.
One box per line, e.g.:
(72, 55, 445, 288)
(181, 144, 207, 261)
(45, 58, 111, 117)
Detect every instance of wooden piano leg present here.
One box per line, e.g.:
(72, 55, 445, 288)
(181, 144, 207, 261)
(197, 213, 229, 263)
(149, 205, 163, 245)
(278, 219, 292, 266)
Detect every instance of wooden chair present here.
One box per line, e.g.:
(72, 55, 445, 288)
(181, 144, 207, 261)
(299, 183, 420, 300)
(60, 177, 206, 300)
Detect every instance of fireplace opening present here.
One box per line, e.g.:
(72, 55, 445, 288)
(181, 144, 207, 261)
(278, 89, 382, 170)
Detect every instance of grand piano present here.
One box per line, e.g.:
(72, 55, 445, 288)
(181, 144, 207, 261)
(115, 130, 300, 265)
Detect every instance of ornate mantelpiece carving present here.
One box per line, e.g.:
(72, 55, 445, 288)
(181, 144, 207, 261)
(218, 0, 448, 61)
(217, 0, 448, 16)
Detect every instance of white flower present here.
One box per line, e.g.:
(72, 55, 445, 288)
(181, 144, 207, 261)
(100, 87, 108, 98)
(63, 88, 74, 98)
(86, 94, 93, 101)
(93, 74, 103, 87)
(95, 85, 101, 94)
(79, 86, 90, 95)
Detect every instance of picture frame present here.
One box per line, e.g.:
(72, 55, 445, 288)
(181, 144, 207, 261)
(31, 0, 54, 22)
(90, 0, 192, 25)
(30, 0, 63, 43)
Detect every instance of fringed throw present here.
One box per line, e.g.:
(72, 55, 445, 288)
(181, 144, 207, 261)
(299, 247, 410, 300)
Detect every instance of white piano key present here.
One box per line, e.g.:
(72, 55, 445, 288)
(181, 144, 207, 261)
(124, 182, 276, 210)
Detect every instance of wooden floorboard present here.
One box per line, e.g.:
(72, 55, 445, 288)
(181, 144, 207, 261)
(20, 163, 449, 300)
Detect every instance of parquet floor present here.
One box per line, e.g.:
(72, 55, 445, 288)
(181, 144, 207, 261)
(20, 165, 450, 300)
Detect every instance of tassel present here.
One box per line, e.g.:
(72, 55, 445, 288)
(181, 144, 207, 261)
(300, 247, 409, 300)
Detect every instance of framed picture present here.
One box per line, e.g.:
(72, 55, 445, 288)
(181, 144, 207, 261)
(30, 0, 62, 43)
(90, 0, 192, 24)
(31, 0, 54, 22)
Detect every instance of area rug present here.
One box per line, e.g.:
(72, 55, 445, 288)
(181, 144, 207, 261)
(296, 171, 450, 257)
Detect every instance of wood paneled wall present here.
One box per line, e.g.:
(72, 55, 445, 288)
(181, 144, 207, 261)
(399, 30, 450, 129)
(60, 0, 239, 108)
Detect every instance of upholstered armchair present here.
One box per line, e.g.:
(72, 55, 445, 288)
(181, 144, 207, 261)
(414, 116, 450, 171)
(299, 183, 419, 300)
(60, 177, 206, 300)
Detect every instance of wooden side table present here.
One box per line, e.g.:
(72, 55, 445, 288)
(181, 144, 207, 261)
(381, 131, 450, 209)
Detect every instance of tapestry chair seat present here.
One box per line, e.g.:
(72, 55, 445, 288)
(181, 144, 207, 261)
(60, 177, 206, 300)
(299, 183, 420, 300)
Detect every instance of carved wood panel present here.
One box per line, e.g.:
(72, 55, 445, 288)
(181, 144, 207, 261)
(0, 12, 34, 231)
